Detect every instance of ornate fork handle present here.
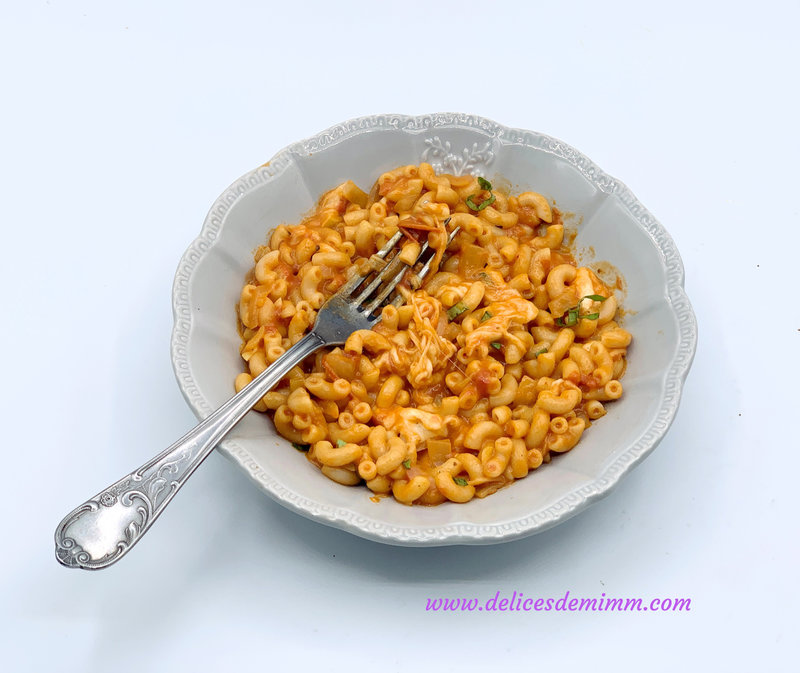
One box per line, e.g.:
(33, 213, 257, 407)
(54, 332, 325, 570)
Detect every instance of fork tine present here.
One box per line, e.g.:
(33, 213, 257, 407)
(407, 216, 450, 263)
(353, 250, 404, 305)
(352, 219, 460, 314)
(352, 228, 415, 304)
(410, 225, 461, 287)
(339, 269, 369, 295)
(363, 262, 407, 314)
(339, 230, 405, 297)
(387, 221, 459, 306)
(375, 230, 404, 259)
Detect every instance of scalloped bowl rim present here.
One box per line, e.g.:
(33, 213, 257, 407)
(170, 113, 697, 546)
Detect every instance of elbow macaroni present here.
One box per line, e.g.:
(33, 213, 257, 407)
(235, 164, 632, 506)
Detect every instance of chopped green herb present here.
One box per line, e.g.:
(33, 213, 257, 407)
(556, 309, 577, 327)
(477, 176, 492, 191)
(478, 271, 493, 284)
(402, 459, 412, 469)
(555, 295, 607, 326)
(292, 443, 310, 452)
(336, 439, 347, 447)
(480, 311, 492, 322)
(533, 347, 548, 357)
(466, 192, 496, 212)
(447, 302, 468, 320)
(454, 477, 469, 486)
(491, 341, 502, 350)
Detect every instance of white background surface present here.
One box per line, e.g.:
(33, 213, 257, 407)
(1, 1, 798, 671)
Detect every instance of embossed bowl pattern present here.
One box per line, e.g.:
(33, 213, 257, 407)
(170, 113, 697, 546)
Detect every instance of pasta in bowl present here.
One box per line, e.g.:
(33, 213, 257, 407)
(234, 164, 632, 506)
(171, 114, 696, 545)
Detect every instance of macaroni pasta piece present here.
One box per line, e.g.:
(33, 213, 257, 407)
(236, 164, 632, 505)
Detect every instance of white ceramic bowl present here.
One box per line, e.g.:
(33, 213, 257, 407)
(170, 113, 697, 546)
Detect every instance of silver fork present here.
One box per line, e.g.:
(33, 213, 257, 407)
(54, 222, 459, 570)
